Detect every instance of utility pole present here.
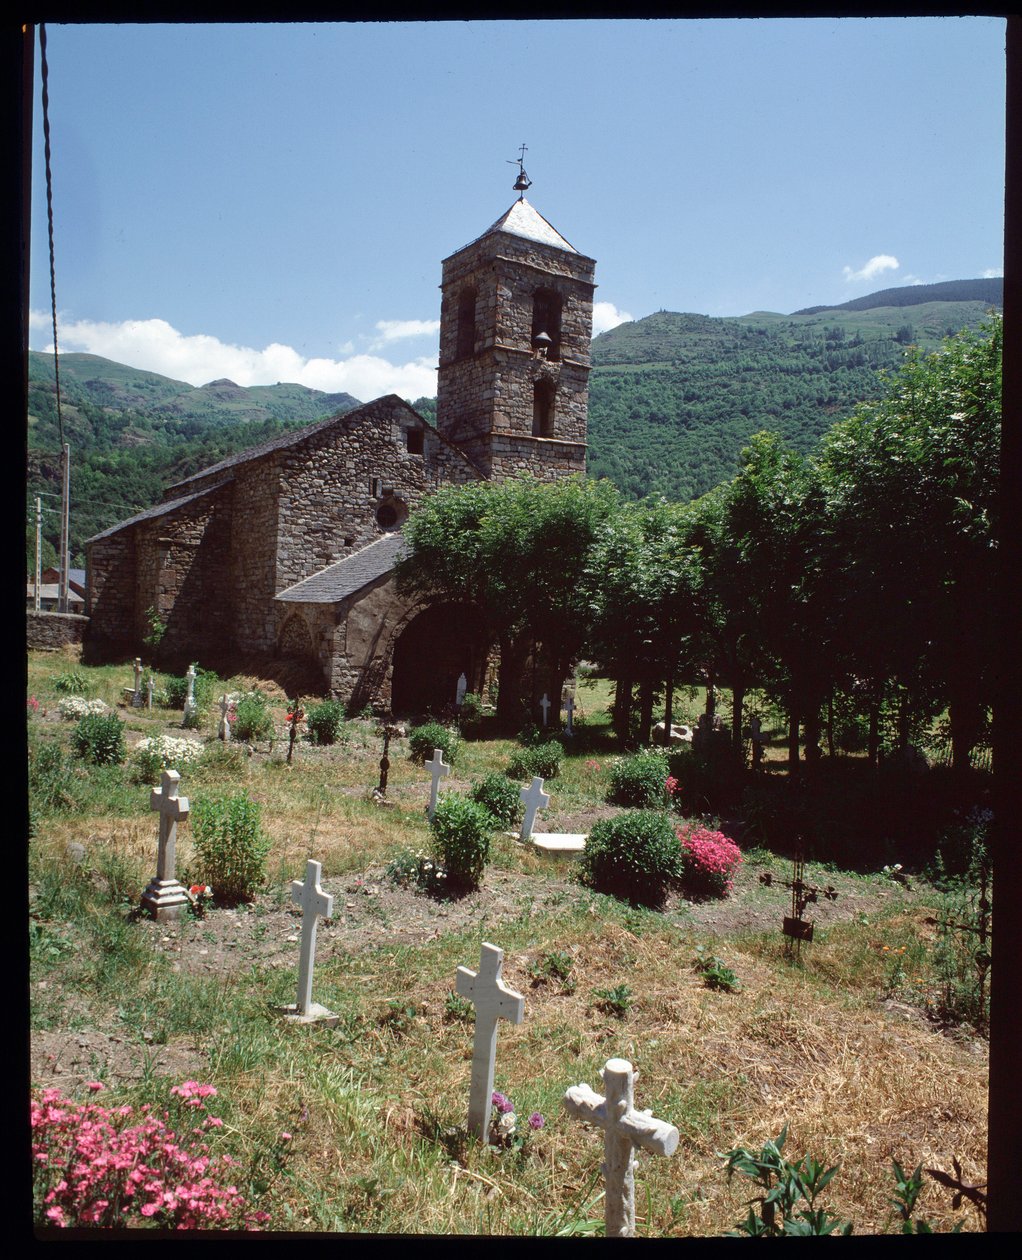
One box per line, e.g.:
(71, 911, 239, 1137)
(34, 496, 42, 611)
(58, 442, 69, 613)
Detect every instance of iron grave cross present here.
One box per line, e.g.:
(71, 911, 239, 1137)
(456, 942, 525, 1141)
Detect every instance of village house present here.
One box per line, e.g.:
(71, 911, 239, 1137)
(84, 197, 596, 715)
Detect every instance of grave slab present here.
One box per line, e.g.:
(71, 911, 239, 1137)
(532, 833, 587, 853)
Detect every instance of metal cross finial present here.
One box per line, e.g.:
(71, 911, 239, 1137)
(508, 143, 532, 197)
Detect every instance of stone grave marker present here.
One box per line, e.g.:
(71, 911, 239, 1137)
(456, 672, 468, 707)
(563, 1057, 679, 1237)
(218, 694, 232, 741)
(456, 942, 525, 1142)
(539, 693, 551, 727)
(564, 694, 574, 736)
(183, 664, 198, 724)
(519, 776, 550, 842)
(425, 747, 451, 821)
(132, 657, 144, 707)
(141, 768, 192, 921)
(146, 674, 154, 710)
(281, 859, 337, 1025)
(518, 775, 586, 853)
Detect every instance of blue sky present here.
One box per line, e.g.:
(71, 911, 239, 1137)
(29, 17, 1006, 402)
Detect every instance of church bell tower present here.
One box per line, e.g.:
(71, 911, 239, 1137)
(435, 185, 596, 481)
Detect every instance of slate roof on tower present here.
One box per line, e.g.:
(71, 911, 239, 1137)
(470, 198, 580, 254)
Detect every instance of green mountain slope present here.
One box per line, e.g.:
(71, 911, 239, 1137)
(586, 283, 1000, 501)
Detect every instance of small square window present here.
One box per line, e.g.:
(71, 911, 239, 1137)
(406, 428, 424, 455)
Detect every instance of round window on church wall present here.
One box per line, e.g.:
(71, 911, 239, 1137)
(376, 498, 408, 532)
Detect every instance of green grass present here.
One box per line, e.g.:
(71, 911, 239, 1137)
(26, 653, 990, 1236)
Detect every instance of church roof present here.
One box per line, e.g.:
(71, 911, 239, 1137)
(275, 532, 408, 605)
(84, 481, 228, 544)
(477, 198, 579, 254)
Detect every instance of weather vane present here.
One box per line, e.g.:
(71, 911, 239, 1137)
(507, 143, 531, 198)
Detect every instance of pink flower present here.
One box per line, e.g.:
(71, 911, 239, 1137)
(528, 1112, 545, 1130)
(86, 1081, 105, 1093)
(279, 1131, 292, 1142)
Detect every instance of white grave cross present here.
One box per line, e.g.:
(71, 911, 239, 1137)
(141, 769, 191, 920)
(519, 776, 550, 842)
(563, 1058, 679, 1237)
(290, 859, 334, 1016)
(539, 693, 551, 727)
(183, 664, 198, 722)
(132, 657, 144, 707)
(151, 768, 189, 882)
(456, 942, 525, 1141)
(425, 748, 451, 821)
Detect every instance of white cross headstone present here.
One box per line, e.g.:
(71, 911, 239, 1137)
(519, 776, 550, 842)
(290, 859, 334, 1017)
(183, 664, 198, 723)
(218, 694, 231, 741)
(141, 768, 191, 921)
(425, 748, 451, 821)
(456, 942, 525, 1142)
(146, 675, 154, 710)
(539, 693, 551, 727)
(132, 657, 144, 707)
(563, 1058, 679, 1237)
(456, 672, 468, 706)
(564, 695, 575, 736)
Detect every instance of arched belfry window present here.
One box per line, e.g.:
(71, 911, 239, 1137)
(533, 379, 556, 438)
(532, 289, 563, 361)
(456, 287, 477, 360)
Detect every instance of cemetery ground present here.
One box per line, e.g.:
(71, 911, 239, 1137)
(27, 650, 989, 1235)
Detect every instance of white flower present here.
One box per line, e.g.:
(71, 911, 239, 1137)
(134, 734, 204, 766)
(58, 697, 110, 720)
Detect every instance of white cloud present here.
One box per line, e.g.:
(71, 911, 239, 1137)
(842, 254, 900, 284)
(372, 318, 441, 343)
(591, 301, 633, 336)
(982, 267, 1004, 279)
(30, 312, 439, 402)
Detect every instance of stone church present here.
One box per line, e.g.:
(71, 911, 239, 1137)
(84, 197, 596, 715)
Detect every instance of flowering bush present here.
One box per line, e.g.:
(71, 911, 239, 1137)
(32, 1082, 268, 1230)
(489, 1091, 545, 1152)
(131, 735, 204, 785)
(27, 695, 40, 714)
(676, 823, 743, 898)
(58, 696, 110, 721)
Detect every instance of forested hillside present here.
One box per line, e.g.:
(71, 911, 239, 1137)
(586, 288, 1000, 500)
(25, 280, 1000, 565)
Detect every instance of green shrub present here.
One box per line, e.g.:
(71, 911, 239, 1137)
(232, 691, 273, 742)
(189, 791, 271, 905)
(470, 773, 523, 828)
(429, 793, 493, 890)
(53, 670, 88, 695)
(408, 721, 460, 765)
(458, 692, 484, 733)
(70, 713, 126, 766)
(577, 810, 682, 907)
(607, 748, 670, 807)
(306, 699, 348, 745)
(506, 740, 562, 781)
(164, 666, 220, 712)
(29, 738, 77, 814)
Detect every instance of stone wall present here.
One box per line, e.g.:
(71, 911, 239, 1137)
(27, 611, 89, 652)
(85, 529, 136, 657)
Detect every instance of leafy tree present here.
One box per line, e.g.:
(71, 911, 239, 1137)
(396, 474, 620, 725)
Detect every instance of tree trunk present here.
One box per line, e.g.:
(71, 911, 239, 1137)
(868, 693, 881, 768)
(495, 636, 529, 729)
(788, 706, 801, 772)
(612, 669, 633, 741)
(661, 659, 675, 747)
(826, 690, 835, 760)
(731, 683, 746, 766)
(638, 677, 655, 748)
(804, 701, 822, 769)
